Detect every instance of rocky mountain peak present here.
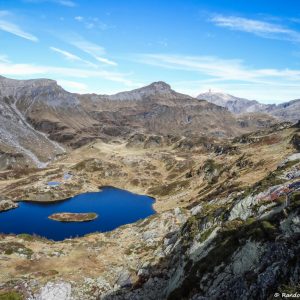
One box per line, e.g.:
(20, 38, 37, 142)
(0, 76, 62, 98)
(147, 81, 171, 92)
(107, 81, 176, 101)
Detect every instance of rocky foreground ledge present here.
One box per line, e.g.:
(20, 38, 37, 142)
(48, 212, 98, 222)
(0, 199, 18, 212)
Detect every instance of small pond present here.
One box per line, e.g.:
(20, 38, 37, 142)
(0, 187, 155, 241)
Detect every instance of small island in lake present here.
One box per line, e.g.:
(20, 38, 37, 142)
(48, 212, 98, 222)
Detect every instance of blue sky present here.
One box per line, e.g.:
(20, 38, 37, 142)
(1, 0, 300, 102)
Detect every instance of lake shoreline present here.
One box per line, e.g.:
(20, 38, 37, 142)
(0, 187, 156, 241)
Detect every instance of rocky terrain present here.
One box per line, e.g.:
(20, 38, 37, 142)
(0, 199, 18, 212)
(0, 118, 299, 299)
(198, 91, 300, 122)
(0, 77, 65, 169)
(0, 76, 300, 299)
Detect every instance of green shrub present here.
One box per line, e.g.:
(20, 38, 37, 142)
(290, 192, 300, 209)
(17, 234, 34, 241)
(0, 291, 23, 300)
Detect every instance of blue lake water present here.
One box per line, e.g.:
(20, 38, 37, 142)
(0, 187, 155, 241)
(47, 181, 61, 187)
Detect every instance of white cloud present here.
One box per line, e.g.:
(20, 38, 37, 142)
(0, 19, 38, 42)
(74, 15, 108, 31)
(50, 46, 81, 60)
(136, 54, 300, 82)
(0, 61, 132, 85)
(56, 0, 76, 6)
(70, 37, 117, 66)
(0, 54, 10, 63)
(24, 0, 76, 7)
(50, 46, 97, 68)
(210, 15, 300, 42)
(93, 56, 117, 66)
(74, 16, 83, 21)
(70, 38, 105, 56)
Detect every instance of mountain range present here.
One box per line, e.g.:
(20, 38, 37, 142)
(0, 76, 281, 169)
(197, 91, 300, 122)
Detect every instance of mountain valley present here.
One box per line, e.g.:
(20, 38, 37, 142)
(0, 77, 299, 299)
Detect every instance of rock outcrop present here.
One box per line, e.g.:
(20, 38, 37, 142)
(0, 199, 18, 212)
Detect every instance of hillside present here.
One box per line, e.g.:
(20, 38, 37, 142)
(0, 77, 65, 168)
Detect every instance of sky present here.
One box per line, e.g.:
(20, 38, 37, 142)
(1, 0, 300, 103)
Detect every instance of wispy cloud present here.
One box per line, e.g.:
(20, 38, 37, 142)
(24, 0, 76, 7)
(69, 37, 117, 66)
(135, 53, 300, 82)
(0, 54, 10, 63)
(50, 46, 81, 60)
(70, 38, 105, 55)
(55, 0, 76, 6)
(134, 53, 300, 101)
(134, 54, 253, 81)
(0, 16, 38, 42)
(92, 56, 117, 66)
(0, 10, 10, 17)
(210, 15, 300, 42)
(74, 16, 108, 30)
(74, 16, 83, 22)
(50, 46, 97, 68)
(173, 80, 300, 102)
(0, 60, 131, 85)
